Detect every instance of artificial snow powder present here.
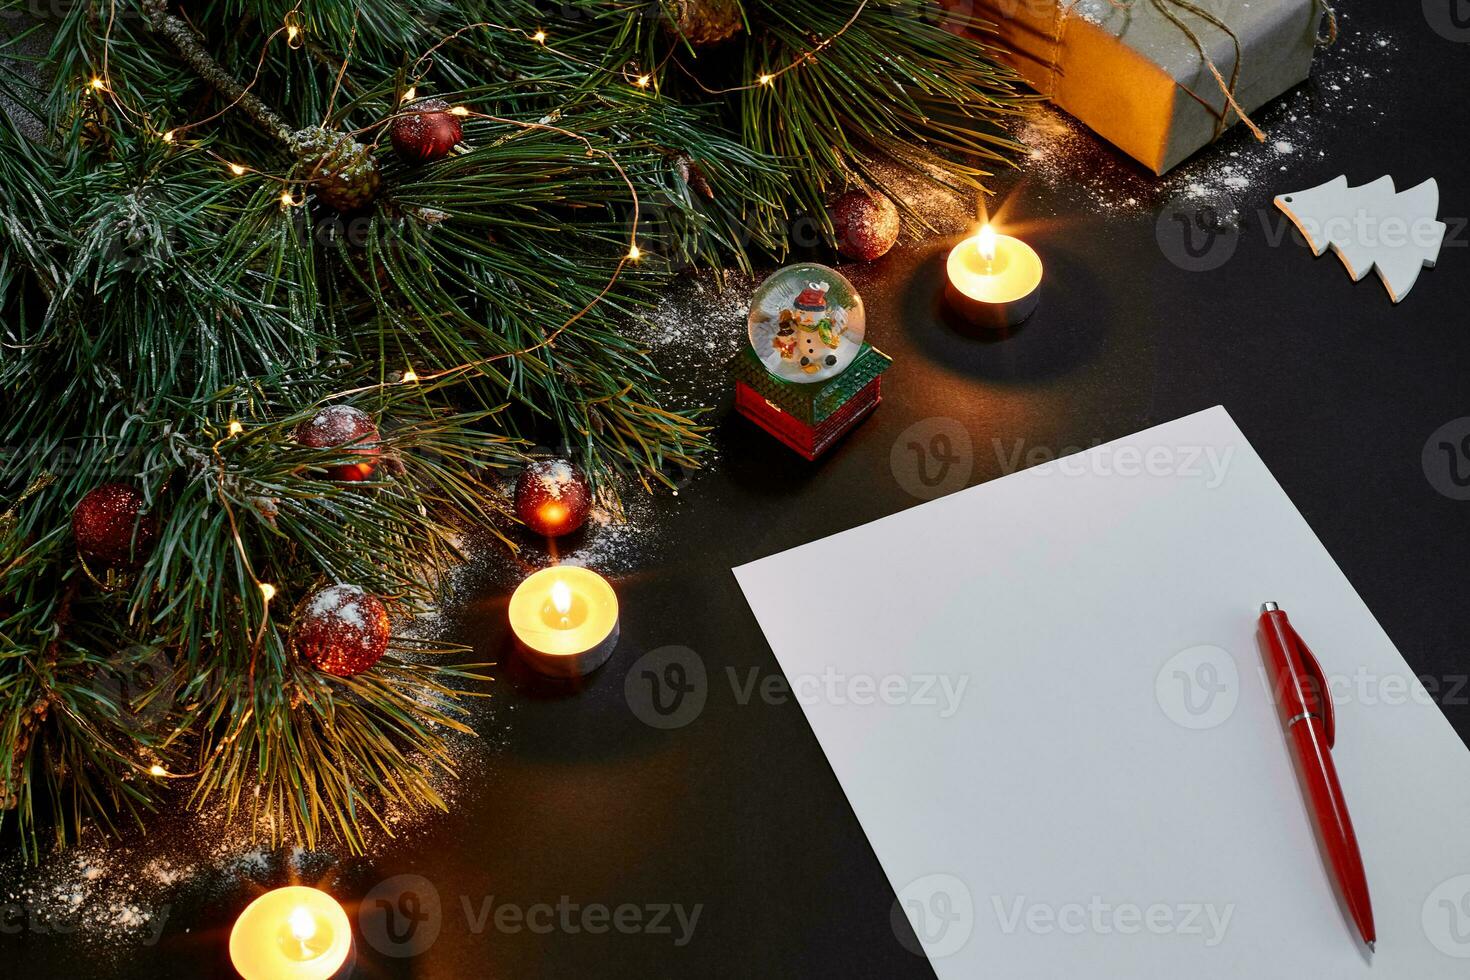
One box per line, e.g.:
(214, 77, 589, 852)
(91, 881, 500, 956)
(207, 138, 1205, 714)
(526, 460, 578, 500)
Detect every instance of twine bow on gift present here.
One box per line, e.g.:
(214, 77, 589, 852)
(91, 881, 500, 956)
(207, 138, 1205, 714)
(1096, 0, 1338, 144)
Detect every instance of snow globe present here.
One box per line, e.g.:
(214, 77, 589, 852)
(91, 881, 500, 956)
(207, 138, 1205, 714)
(733, 263, 891, 460)
(746, 263, 866, 383)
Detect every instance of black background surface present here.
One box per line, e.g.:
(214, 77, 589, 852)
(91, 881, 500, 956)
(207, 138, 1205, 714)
(7, 3, 1470, 977)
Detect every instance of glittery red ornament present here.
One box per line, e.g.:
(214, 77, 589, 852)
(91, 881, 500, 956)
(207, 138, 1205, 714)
(291, 584, 391, 678)
(72, 483, 157, 568)
(514, 460, 592, 538)
(390, 99, 463, 165)
(296, 405, 381, 482)
(829, 189, 900, 261)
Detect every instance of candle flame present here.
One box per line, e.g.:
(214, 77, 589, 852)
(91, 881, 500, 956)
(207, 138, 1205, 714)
(288, 906, 316, 943)
(977, 224, 997, 264)
(550, 580, 572, 616)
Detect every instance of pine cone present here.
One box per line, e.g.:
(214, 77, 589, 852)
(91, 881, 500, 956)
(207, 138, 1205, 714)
(675, 154, 715, 200)
(666, 0, 744, 45)
(290, 127, 381, 212)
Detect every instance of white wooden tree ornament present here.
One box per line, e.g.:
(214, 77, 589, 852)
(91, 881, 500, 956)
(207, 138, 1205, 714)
(1273, 175, 1445, 303)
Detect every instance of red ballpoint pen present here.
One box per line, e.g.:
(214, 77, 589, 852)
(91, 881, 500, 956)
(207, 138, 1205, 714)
(1258, 601, 1376, 952)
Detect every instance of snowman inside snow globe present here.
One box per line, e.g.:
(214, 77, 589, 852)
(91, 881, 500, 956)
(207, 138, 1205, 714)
(747, 263, 866, 384)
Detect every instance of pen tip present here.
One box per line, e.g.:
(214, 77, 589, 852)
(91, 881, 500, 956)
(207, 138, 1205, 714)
(1367, 941, 1376, 953)
(1260, 601, 1279, 614)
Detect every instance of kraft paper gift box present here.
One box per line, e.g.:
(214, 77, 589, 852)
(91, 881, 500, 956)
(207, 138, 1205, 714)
(971, 0, 1323, 174)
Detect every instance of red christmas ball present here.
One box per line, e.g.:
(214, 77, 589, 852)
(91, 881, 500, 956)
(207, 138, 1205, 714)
(72, 483, 157, 568)
(514, 460, 592, 538)
(829, 189, 900, 261)
(296, 405, 380, 482)
(291, 584, 391, 678)
(390, 99, 463, 165)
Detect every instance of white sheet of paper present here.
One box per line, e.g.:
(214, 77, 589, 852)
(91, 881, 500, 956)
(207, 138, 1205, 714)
(734, 406, 1470, 977)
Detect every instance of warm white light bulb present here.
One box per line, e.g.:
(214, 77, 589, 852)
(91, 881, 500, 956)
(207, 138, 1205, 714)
(532, 30, 547, 44)
(450, 106, 469, 117)
(228, 420, 244, 435)
(228, 163, 246, 176)
(401, 86, 417, 103)
(259, 582, 277, 602)
(627, 244, 641, 261)
(757, 73, 774, 86)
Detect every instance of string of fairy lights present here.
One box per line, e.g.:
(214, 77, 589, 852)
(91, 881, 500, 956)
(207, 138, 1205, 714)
(78, 3, 874, 749)
(83, 2, 876, 395)
(92, 4, 870, 199)
(86, 1, 878, 268)
(85, 3, 869, 336)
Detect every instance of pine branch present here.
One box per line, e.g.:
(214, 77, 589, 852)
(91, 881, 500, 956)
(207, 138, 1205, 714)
(140, 0, 293, 144)
(0, 0, 1026, 858)
(1, 376, 524, 855)
(513, 0, 1029, 239)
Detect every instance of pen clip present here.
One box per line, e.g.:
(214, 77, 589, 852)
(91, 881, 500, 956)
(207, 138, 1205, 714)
(1288, 624, 1335, 749)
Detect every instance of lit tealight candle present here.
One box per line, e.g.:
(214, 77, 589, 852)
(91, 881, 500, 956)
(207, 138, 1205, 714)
(508, 566, 620, 677)
(945, 224, 1043, 329)
(229, 886, 352, 980)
